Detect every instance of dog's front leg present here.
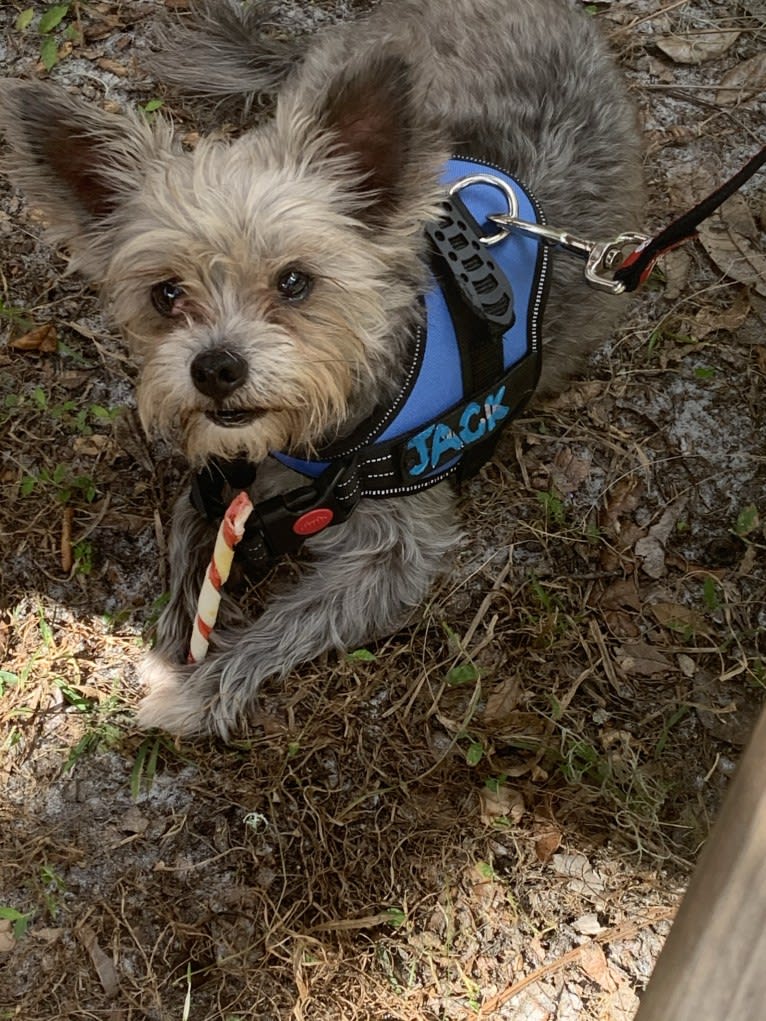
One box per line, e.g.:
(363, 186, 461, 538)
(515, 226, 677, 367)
(137, 486, 460, 738)
(150, 494, 219, 662)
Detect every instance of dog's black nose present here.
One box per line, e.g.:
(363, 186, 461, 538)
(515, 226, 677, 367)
(190, 349, 248, 400)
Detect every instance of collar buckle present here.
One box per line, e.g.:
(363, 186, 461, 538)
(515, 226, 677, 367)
(238, 458, 360, 567)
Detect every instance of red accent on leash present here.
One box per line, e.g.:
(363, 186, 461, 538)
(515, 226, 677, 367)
(613, 142, 766, 292)
(616, 235, 694, 290)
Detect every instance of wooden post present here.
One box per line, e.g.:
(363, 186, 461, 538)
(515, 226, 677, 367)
(635, 703, 766, 1021)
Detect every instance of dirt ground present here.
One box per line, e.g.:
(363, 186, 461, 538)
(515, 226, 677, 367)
(0, 1, 764, 1019)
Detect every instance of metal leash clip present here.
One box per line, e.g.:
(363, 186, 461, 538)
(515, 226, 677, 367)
(487, 214, 650, 295)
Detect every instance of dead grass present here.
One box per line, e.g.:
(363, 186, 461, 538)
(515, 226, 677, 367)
(1, 1, 764, 1019)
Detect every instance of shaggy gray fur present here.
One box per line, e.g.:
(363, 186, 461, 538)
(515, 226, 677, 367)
(0, 0, 643, 737)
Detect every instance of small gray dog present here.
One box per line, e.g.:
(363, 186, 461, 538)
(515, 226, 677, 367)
(0, 0, 643, 737)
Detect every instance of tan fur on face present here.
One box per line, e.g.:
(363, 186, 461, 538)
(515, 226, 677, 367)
(100, 132, 436, 463)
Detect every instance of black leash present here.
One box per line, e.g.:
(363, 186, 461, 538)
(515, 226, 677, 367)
(614, 143, 766, 292)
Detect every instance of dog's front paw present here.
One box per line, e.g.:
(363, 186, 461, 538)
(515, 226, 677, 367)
(136, 649, 229, 738)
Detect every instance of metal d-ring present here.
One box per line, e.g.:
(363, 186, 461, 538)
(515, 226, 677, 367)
(448, 174, 520, 246)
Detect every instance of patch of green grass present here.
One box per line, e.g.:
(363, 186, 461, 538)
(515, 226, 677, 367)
(72, 539, 94, 576)
(702, 575, 720, 612)
(130, 735, 164, 798)
(734, 503, 759, 538)
(646, 324, 694, 359)
(537, 490, 566, 527)
(0, 906, 32, 940)
(64, 721, 123, 772)
(20, 463, 99, 504)
(654, 705, 690, 757)
(464, 740, 484, 767)
(347, 648, 377, 663)
(693, 366, 716, 381)
(55, 677, 97, 712)
(39, 866, 66, 919)
(446, 662, 480, 686)
(15, 4, 79, 72)
(546, 721, 674, 852)
(384, 906, 406, 928)
(6, 386, 121, 436)
(0, 298, 34, 331)
(0, 670, 19, 697)
(139, 98, 165, 119)
(129, 734, 190, 799)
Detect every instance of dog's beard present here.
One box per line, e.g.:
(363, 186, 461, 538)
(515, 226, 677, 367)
(136, 357, 355, 465)
(129, 298, 384, 465)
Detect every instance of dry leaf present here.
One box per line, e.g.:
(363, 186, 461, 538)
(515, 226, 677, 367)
(661, 247, 692, 300)
(73, 434, 110, 457)
(716, 52, 766, 105)
(650, 601, 709, 635)
(467, 864, 505, 907)
(479, 784, 524, 826)
(534, 825, 562, 864)
(698, 198, 766, 298)
(481, 710, 547, 747)
(482, 677, 522, 724)
(551, 853, 607, 904)
(657, 30, 740, 65)
(603, 984, 641, 1021)
(97, 58, 130, 77)
(542, 380, 603, 411)
(688, 291, 750, 339)
(634, 499, 686, 579)
(119, 807, 150, 835)
(550, 447, 592, 496)
(677, 654, 696, 678)
(84, 16, 124, 41)
(9, 323, 57, 353)
(61, 507, 73, 574)
(579, 942, 618, 992)
(598, 578, 642, 612)
(602, 610, 641, 639)
(616, 641, 673, 678)
(0, 920, 14, 953)
(77, 924, 120, 998)
(573, 913, 604, 936)
(600, 478, 644, 537)
(716, 193, 760, 240)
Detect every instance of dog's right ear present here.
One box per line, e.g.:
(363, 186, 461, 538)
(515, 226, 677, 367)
(0, 81, 170, 278)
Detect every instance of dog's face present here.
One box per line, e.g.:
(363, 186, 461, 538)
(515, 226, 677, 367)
(0, 60, 444, 465)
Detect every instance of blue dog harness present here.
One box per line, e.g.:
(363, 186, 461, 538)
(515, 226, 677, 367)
(191, 156, 550, 566)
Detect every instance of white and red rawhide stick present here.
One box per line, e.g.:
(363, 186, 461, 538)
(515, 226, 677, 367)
(188, 490, 254, 664)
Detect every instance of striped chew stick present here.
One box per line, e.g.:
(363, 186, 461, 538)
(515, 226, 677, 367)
(188, 490, 254, 664)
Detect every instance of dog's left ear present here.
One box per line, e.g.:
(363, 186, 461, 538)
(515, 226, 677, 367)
(305, 54, 435, 225)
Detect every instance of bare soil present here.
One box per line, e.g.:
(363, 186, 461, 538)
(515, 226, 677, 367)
(1, 2, 764, 1019)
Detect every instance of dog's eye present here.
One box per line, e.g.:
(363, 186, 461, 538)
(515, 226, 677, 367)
(277, 268, 313, 303)
(151, 280, 185, 316)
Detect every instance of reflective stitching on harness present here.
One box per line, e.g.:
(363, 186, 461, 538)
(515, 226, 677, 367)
(318, 326, 425, 460)
(363, 464, 461, 498)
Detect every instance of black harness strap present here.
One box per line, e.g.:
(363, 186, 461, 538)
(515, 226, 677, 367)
(425, 190, 513, 480)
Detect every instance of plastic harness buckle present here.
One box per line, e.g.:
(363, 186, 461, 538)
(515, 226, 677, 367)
(237, 458, 360, 565)
(427, 191, 516, 333)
